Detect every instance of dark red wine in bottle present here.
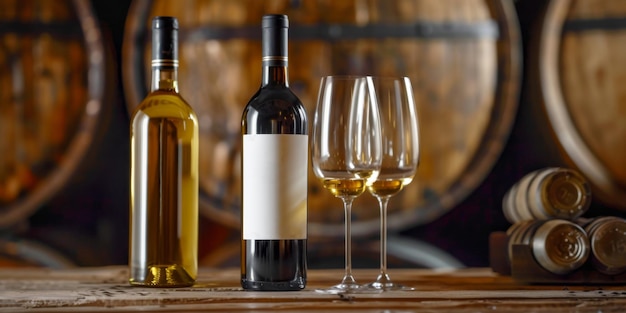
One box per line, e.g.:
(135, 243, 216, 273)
(240, 14, 307, 291)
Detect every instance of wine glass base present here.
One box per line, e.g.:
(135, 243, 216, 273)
(315, 283, 382, 294)
(362, 281, 415, 292)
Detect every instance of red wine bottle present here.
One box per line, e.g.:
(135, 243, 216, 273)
(241, 14, 307, 291)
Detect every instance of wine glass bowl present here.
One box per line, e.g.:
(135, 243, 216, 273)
(311, 76, 382, 293)
(364, 76, 420, 291)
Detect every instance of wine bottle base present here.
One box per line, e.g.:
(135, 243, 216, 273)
(241, 277, 306, 291)
(241, 239, 307, 291)
(130, 264, 195, 288)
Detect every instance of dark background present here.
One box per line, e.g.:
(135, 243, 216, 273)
(5, 0, 624, 269)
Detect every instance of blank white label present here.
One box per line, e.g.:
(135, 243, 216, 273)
(243, 134, 308, 240)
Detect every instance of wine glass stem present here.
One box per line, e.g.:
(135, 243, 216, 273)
(377, 196, 391, 280)
(341, 198, 357, 285)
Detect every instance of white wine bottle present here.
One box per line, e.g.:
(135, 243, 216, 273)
(507, 219, 590, 275)
(502, 167, 591, 223)
(129, 16, 199, 287)
(241, 14, 307, 291)
(582, 216, 626, 275)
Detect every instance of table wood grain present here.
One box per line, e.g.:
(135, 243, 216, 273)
(1, 266, 625, 312)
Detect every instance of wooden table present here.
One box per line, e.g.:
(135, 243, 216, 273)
(1, 266, 625, 312)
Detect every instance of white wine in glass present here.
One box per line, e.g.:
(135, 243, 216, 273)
(311, 76, 382, 294)
(364, 76, 420, 291)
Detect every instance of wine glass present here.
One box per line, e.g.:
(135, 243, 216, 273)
(311, 76, 382, 294)
(363, 76, 420, 291)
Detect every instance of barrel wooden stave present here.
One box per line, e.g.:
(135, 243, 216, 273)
(123, 0, 520, 236)
(536, 0, 626, 210)
(0, 0, 109, 228)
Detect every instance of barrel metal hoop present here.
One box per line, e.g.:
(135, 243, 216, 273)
(179, 21, 500, 42)
(563, 17, 626, 32)
(0, 21, 83, 37)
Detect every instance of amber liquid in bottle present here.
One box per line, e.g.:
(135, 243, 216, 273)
(241, 14, 307, 291)
(129, 16, 198, 287)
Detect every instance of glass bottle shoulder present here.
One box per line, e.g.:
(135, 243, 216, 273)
(244, 87, 306, 119)
(242, 86, 307, 135)
(132, 91, 198, 121)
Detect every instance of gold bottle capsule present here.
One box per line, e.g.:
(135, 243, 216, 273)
(503, 168, 591, 224)
(507, 219, 590, 275)
(583, 216, 626, 275)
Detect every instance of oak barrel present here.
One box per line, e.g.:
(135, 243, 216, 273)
(0, 0, 112, 229)
(123, 0, 521, 237)
(531, 0, 626, 210)
(0, 237, 74, 268)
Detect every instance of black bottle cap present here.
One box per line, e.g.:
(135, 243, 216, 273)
(262, 14, 288, 29)
(152, 16, 178, 64)
(262, 14, 288, 63)
(153, 16, 178, 30)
